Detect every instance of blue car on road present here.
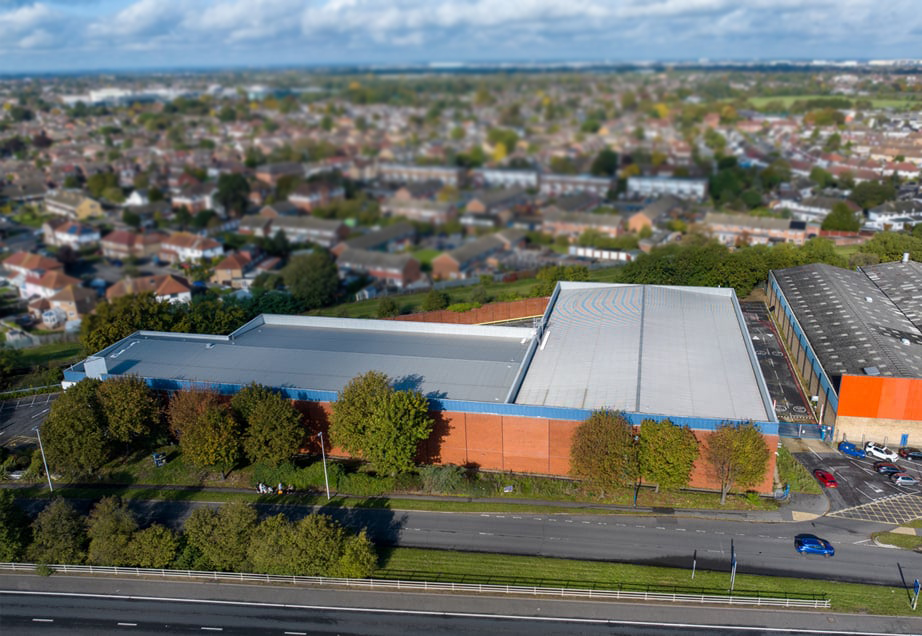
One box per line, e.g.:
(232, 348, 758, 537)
(838, 441, 866, 459)
(795, 534, 835, 557)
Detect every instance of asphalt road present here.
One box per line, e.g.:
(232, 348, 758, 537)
(24, 498, 911, 588)
(2, 574, 920, 635)
(795, 446, 922, 511)
(0, 393, 57, 449)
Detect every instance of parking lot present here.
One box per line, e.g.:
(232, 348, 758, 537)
(794, 442, 922, 523)
(740, 302, 815, 424)
(0, 393, 58, 449)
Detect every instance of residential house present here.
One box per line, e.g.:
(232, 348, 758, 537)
(44, 285, 97, 326)
(703, 212, 809, 246)
(431, 229, 527, 280)
(106, 274, 193, 304)
(0, 181, 47, 205)
(460, 188, 529, 230)
(238, 214, 274, 237)
(867, 201, 922, 229)
(211, 251, 254, 288)
(331, 222, 415, 257)
(2, 251, 64, 298)
(268, 216, 348, 248)
(288, 182, 345, 212)
(336, 248, 421, 288)
(101, 230, 165, 260)
(776, 196, 860, 223)
(472, 168, 539, 189)
(540, 174, 612, 198)
(42, 218, 101, 249)
(391, 180, 443, 201)
(44, 190, 104, 220)
(172, 182, 216, 214)
(542, 209, 623, 242)
(124, 189, 150, 207)
(626, 176, 708, 201)
(259, 201, 300, 218)
(626, 210, 654, 234)
(381, 197, 457, 225)
(24, 269, 82, 300)
(159, 232, 224, 265)
(255, 162, 304, 186)
(378, 164, 465, 188)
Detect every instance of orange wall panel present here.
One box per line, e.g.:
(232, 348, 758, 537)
(839, 375, 922, 420)
(502, 416, 550, 473)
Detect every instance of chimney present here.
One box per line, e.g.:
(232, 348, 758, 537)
(903, 252, 910, 263)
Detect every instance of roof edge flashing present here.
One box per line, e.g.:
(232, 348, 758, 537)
(256, 313, 536, 340)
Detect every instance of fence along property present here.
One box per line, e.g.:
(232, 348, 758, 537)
(0, 563, 830, 609)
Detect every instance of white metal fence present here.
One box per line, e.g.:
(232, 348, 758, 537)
(0, 562, 830, 608)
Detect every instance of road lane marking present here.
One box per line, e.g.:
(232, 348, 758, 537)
(284, 632, 307, 635)
(32, 618, 53, 622)
(117, 622, 137, 627)
(201, 628, 223, 632)
(4, 591, 894, 635)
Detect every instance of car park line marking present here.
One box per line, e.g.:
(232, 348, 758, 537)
(865, 482, 884, 494)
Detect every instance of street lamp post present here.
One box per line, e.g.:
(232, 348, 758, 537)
(34, 426, 53, 492)
(317, 431, 330, 501)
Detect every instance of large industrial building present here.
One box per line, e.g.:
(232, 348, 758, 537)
(768, 260, 922, 447)
(66, 282, 778, 492)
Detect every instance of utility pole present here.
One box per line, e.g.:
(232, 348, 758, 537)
(317, 431, 330, 501)
(34, 426, 53, 492)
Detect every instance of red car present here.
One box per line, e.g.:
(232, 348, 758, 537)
(813, 469, 838, 488)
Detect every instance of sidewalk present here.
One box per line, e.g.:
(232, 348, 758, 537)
(3, 481, 830, 523)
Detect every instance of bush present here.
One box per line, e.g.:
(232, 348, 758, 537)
(35, 564, 55, 576)
(419, 464, 464, 493)
(446, 302, 481, 313)
(776, 447, 822, 494)
(251, 460, 344, 492)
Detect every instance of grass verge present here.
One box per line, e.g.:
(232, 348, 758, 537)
(16, 341, 84, 369)
(375, 547, 914, 615)
(776, 447, 822, 494)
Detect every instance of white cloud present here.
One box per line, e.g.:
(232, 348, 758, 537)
(1, 0, 922, 70)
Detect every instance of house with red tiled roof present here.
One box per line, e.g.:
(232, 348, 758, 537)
(106, 274, 192, 304)
(2, 251, 65, 299)
(158, 232, 224, 265)
(31, 284, 98, 327)
(101, 230, 166, 260)
(24, 269, 82, 299)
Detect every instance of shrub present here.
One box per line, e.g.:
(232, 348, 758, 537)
(446, 302, 481, 313)
(419, 464, 464, 493)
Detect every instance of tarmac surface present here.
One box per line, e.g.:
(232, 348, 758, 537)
(0, 392, 57, 449)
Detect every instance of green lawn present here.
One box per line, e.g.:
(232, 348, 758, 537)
(375, 548, 913, 615)
(313, 265, 625, 320)
(747, 95, 918, 110)
(17, 341, 84, 370)
(410, 248, 440, 265)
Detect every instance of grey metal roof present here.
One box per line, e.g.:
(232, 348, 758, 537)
(87, 315, 534, 403)
(343, 222, 415, 250)
(773, 263, 922, 383)
(862, 260, 922, 331)
(514, 283, 771, 421)
(337, 248, 415, 271)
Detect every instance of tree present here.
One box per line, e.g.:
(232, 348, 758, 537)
(0, 345, 21, 380)
(28, 499, 87, 565)
(531, 265, 589, 297)
(41, 378, 111, 476)
(215, 173, 251, 217)
(169, 390, 240, 478)
(102, 186, 125, 204)
(637, 419, 699, 492)
(86, 172, 118, 198)
(330, 371, 434, 476)
(377, 297, 399, 318)
(97, 375, 160, 445)
(130, 524, 179, 568)
(87, 496, 139, 566)
(590, 148, 618, 177)
(231, 384, 304, 466)
(569, 410, 637, 496)
(849, 180, 895, 210)
(421, 289, 450, 312)
(809, 166, 834, 188)
(281, 251, 339, 310)
(0, 489, 29, 561)
(218, 105, 237, 122)
(81, 292, 177, 353)
(183, 502, 257, 572)
(705, 422, 770, 505)
(821, 202, 860, 232)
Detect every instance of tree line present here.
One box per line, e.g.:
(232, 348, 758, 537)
(40, 370, 433, 482)
(0, 493, 375, 578)
(570, 411, 769, 504)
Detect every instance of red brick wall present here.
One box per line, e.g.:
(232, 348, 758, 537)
(298, 400, 777, 494)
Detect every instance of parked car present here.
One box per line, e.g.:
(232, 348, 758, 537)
(838, 441, 866, 459)
(891, 473, 918, 487)
(874, 461, 902, 476)
(794, 534, 835, 557)
(813, 469, 838, 488)
(865, 442, 899, 462)
(899, 447, 922, 461)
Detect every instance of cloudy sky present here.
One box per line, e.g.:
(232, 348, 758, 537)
(0, 0, 915, 73)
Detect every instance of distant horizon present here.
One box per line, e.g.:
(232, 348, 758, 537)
(1, 0, 920, 76)
(2, 57, 920, 81)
